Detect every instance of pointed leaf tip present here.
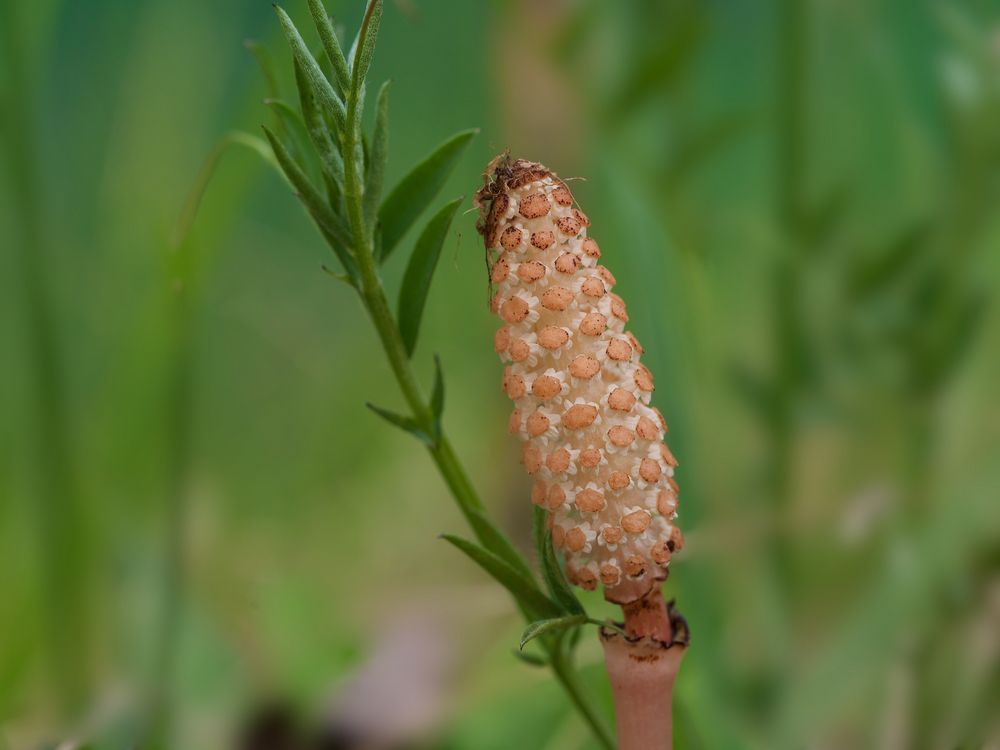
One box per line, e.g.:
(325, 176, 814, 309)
(307, 0, 351, 95)
(351, 0, 383, 92)
(274, 4, 347, 132)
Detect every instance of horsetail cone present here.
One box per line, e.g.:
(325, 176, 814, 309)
(475, 155, 684, 605)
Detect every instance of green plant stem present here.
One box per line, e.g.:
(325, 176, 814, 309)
(338, 74, 611, 749)
(550, 652, 616, 749)
(1, 2, 89, 717)
(145, 284, 195, 747)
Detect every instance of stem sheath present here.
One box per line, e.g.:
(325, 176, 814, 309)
(602, 591, 689, 750)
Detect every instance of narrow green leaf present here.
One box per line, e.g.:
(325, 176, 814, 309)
(262, 126, 357, 281)
(512, 649, 548, 667)
(364, 80, 390, 228)
(293, 58, 345, 191)
(365, 402, 434, 446)
(351, 0, 382, 93)
(243, 39, 288, 137)
(520, 615, 588, 650)
(534, 507, 585, 615)
(307, 0, 351, 95)
(321, 264, 352, 285)
(430, 354, 444, 437)
(263, 98, 312, 170)
(172, 132, 276, 251)
(378, 129, 477, 262)
(245, 39, 282, 117)
(441, 534, 561, 619)
(397, 197, 462, 357)
(467, 506, 535, 582)
(274, 4, 347, 132)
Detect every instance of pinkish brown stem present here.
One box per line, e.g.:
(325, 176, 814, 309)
(600, 590, 689, 750)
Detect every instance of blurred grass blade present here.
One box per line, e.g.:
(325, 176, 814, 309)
(533, 507, 585, 615)
(245, 39, 281, 100)
(440, 534, 561, 619)
(245, 39, 284, 137)
(916, 290, 985, 390)
(378, 129, 477, 262)
(802, 183, 851, 247)
(430, 353, 444, 437)
(364, 80, 391, 228)
(293, 58, 345, 193)
(728, 363, 779, 429)
(307, 0, 351, 94)
(365, 402, 435, 446)
(606, 11, 706, 123)
(262, 126, 357, 281)
(398, 197, 462, 357)
(172, 131, 275, 250)
(848, 224, 929, 300)
(274, 5, 347, 133)
(519, 615, 587, 650)
(665, 112, 754, 187)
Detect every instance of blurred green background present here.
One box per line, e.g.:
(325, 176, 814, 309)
(2, 0, 999, 747)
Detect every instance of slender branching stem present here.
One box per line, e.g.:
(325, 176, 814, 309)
(550, 652, 616, 748)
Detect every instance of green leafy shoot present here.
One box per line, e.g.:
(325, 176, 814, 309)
(216, 6, 616, 746)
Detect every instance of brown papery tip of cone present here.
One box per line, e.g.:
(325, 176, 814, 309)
(475, 153, 566, 242)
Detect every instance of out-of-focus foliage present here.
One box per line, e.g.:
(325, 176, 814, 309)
(1, 1, 997, 749)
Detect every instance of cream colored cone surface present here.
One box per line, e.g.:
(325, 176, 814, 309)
(476, 155, 684, 605)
